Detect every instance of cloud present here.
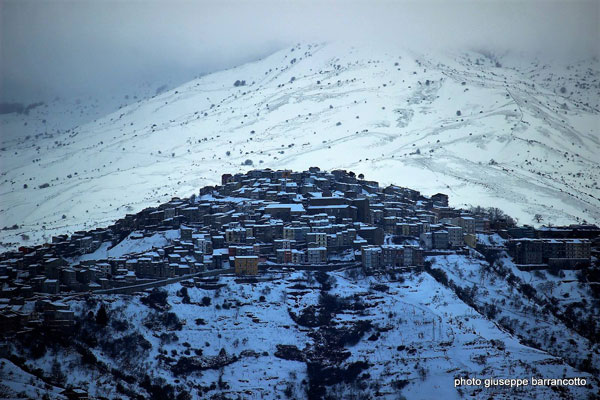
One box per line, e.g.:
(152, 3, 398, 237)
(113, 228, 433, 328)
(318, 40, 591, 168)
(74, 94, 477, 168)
(1, 0, 598, 102)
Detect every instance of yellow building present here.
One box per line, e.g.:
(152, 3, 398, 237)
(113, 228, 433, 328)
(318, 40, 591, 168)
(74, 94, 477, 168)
(234, 256, 259, 275)
(464, 233, 477, 248)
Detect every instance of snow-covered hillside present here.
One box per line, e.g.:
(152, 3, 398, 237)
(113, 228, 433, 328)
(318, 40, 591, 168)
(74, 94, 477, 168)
(3, 267, 597, 399)
(1, 42, 599, 248)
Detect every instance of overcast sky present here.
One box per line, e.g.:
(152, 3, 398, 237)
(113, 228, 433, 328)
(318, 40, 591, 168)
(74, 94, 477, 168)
(0, 0, 598, 102)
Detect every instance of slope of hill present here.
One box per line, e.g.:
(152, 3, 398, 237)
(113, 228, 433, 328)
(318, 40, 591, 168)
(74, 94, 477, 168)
(2, 267, 597, 399)
(1, 42, 598, 249)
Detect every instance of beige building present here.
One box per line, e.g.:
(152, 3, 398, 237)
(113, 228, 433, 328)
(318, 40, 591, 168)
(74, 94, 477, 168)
(234, 256, 259, 275)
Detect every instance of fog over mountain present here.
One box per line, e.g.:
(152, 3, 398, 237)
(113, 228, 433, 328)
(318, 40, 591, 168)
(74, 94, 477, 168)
(1, 0, 598, 105)
(0, 0, 599, 240)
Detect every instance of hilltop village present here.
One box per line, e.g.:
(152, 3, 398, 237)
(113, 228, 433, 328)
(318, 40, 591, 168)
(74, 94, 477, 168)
(0, 168, 598, 332)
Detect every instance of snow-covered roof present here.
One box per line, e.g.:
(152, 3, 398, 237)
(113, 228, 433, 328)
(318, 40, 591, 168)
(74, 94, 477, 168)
(264, 203, 305, 212)
(307, 205, 351, 209)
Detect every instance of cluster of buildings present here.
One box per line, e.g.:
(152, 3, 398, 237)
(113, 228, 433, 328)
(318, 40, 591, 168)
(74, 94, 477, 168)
(506, 225, 597, 270)
(0, 168, 597, 333)
(0, 168, 483, 299)
(0, 299, 75, 334)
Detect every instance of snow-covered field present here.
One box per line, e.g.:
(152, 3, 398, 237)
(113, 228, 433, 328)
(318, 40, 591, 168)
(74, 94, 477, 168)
(1, 42, 599, 249)
(76, 229, 180, 262)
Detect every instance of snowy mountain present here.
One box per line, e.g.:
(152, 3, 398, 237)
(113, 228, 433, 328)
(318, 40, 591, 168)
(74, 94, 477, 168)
(1, 42, 599, 249)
